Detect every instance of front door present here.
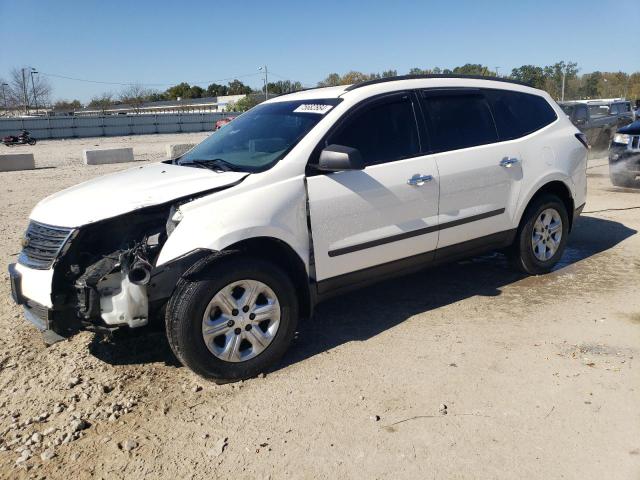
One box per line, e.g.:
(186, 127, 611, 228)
(306, 92, 440, 283)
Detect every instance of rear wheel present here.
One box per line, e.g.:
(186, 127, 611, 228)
(509, 194, 569, 275)
(165, 257, 298, 382)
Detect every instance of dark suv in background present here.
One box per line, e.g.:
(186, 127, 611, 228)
(609, 119, 640, 187)
(560, 99, 633, 150)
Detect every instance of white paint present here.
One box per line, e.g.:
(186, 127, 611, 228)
(83, 147, 134, 165)
(15, 76, 587, 322)
(0, 153, 35, 172)
(30, 163, 247, 227)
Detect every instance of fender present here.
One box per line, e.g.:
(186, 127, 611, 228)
(513, 171, 575, 226)
(155, 175, 310, 270)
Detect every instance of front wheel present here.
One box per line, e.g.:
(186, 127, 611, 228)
(27, 138, 36, 145)
(509, 194, 569, 275)
(165, 257, 298, 382)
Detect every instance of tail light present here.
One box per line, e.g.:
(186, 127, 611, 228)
(575, 133, 589, 149)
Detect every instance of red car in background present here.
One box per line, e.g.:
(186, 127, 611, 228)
(214, 116, 236, 130)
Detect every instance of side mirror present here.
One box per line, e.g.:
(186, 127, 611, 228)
(317, 144, 365, 172)
(575, 117, 586, 125)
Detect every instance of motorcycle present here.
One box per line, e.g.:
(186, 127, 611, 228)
(2, 130, 37, 147)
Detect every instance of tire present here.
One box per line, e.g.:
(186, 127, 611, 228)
(165, 256, 298, 382)
(509, 194, 569, 275)
(28, 138, 36, 145)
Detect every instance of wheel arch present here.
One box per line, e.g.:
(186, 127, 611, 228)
(517, 179, 576, 232)
(185, 236, 314, 321)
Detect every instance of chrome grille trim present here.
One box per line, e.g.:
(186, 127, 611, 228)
(17, 221, 74, 270)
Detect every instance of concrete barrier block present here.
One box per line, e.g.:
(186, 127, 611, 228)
(0, 153, 35, 172)
(166, 143, 196, 159)
(83, 147, 134, 165)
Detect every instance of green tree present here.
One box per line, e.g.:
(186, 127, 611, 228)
(227, 95, 262, 112)
(53, 99, 82, 112)
(543, 61, 579, 99)
(317, 73, 342, 87)
(227, 79, 253, 95)
(88, 92, 113, 114)
(452, 64, 493, 76)
(187, 85, 205, 98)
(264, 80, 303, 95)
(165, 82, 192, 100)
(145, 90, 167, 102)
(206, 83, 229, 97)
(510, 65, 546, 89)
(381, 69, 397, 78)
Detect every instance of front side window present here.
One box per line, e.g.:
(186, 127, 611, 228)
(421, 92, 498, 153)
(485, 90, 558, 140)
(328, 95, 420, 166)
(179, 99, 340, 172)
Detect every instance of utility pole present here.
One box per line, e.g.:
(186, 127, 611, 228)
(21, 68, 29, 114)
(259, 65, 268, 101)
(495, 66, 500, 78)
(1, 83, 8, 112)
(30, 69, 39, 114)
(561, 67, 566, 102)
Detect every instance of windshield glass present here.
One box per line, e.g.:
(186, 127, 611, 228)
(178, 98, 341, 172)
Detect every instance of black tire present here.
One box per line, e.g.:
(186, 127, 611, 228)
(509, 194, 569, 275)
(28, 138, 36, 145)
(165, 256, 298, 382)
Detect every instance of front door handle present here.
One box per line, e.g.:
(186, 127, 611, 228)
(500, 157, 520, 168)
(407, 174, 433, 186)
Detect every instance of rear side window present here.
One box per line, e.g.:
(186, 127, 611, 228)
(329, 95, 420, 165)
(485, 90, 558, 140)
(420, 92, 498, 153)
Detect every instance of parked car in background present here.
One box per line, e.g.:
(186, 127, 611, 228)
(9, 75, 587, 382)
(609, 119, 640, 187)
(560, 99, 633, 149)
(214, 116, 236, 130)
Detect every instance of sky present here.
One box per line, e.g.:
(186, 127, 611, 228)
(1, 0, 638, 103)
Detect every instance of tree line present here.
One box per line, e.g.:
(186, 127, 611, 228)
(2, 62, 639, 116)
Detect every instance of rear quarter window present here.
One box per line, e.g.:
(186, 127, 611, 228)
(485, 90, 557, 141)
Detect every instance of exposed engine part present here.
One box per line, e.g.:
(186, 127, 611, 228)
(98, 272, 149, 328)
(128, 258, 151, 285)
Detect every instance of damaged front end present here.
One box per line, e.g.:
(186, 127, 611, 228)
(55, 206, 171, 334)
(13, 203, 211, 341)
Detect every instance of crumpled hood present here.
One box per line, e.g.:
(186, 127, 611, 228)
(30, 163, 248, 227)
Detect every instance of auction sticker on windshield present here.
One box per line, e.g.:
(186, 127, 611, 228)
(293, 104, 334, 114)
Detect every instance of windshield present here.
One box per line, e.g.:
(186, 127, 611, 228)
(178, 98, 341, 172)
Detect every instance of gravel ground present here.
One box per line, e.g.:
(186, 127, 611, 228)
(0, 135, 639, 479)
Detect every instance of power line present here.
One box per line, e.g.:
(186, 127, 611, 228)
(38, 71, 263, 88)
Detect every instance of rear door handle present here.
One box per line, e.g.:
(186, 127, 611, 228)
(500, 157, 519, 168)
(407, 174, 433, 186)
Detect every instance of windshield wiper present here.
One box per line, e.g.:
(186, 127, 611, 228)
(184, 158, 241, 172)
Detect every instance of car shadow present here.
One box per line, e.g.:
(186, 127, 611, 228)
(88, 215, 636, 372)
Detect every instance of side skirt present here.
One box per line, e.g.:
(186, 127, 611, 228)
(315, 229, 517, 301)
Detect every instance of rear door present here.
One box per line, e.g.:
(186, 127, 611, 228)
(419, 89, 522, 250)
(306, 92, 440, 283)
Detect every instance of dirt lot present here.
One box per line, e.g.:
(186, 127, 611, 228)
(0, 135, 639, 479)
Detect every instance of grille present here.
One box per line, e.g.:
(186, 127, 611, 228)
(18, 221, 74, 270)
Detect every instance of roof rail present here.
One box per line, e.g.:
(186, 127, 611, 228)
(344, 74, 531, 91)
(273, 84, 346, 99)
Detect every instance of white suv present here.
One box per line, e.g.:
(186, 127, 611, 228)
(9, 76, 588, 381)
